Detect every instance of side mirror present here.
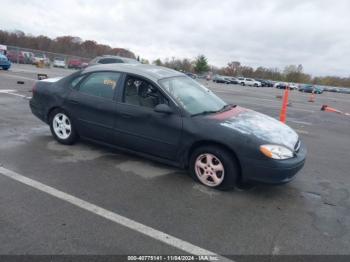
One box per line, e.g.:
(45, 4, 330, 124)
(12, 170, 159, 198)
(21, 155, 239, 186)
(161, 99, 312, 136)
(154, 104, 173, 114)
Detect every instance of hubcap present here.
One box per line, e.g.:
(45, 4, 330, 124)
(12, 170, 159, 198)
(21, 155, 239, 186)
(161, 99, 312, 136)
(195, 153, 225, 187)
(53, 113, 71, 139)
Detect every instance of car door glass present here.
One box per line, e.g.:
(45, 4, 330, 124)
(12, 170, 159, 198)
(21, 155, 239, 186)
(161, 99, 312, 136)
(78, 72, 121, 99)
(71, 75, 85, 88)
(123, 76, 167, 108)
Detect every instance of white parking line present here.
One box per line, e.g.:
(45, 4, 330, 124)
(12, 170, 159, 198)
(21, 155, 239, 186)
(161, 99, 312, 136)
(0, 166, 232, 261)
(0, 89, 31, 99)
(0, 89, 16, 93)
(288, 119, 312, 126)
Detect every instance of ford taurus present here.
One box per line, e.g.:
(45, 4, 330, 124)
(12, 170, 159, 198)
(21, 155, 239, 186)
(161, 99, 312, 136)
(30, 64, 306, 190)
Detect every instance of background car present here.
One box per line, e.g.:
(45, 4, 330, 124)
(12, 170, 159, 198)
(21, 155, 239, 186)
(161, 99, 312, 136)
(212, 75, 230, 84)
(338, 88, 350, 94)
(275, 82, 287, 89)
(326, 87, 340, 93)
(256, 79, 274, 87)
(68, 59, 83, 69)
(222, 76, 239, 84)
(88, 55, 140, 66)
(22, 51, 35, 64)
(6, 50, 25, 64)
(33, 53, 50, 66)
(53, 57, 66, 68)
(299, 85, 324, 94)
(275, 82, 297, 90)
(0, 53, 11, 70)
(288, 83, 298, 90)
(238, 77, 262, 87)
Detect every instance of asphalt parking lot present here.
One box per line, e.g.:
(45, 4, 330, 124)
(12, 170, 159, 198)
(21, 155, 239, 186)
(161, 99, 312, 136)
(0, 65, 350, 258)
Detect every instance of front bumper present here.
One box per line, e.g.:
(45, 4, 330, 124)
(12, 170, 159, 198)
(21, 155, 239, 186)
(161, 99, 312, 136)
(240, 142, 307, 184)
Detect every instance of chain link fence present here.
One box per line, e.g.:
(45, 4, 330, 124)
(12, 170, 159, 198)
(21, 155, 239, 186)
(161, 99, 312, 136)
(4, 45, 90, 69)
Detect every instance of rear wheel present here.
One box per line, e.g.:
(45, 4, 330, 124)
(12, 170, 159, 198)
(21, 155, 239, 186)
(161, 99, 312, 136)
(189, 146, 239, 190)
(49, 109, 78, 145)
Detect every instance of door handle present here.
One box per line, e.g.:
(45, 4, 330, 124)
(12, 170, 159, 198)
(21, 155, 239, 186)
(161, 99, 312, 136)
(68, 99, 79, 105)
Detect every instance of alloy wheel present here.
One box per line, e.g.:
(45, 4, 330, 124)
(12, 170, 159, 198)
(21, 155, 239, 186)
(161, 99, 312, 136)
(195, 153, 225, 187)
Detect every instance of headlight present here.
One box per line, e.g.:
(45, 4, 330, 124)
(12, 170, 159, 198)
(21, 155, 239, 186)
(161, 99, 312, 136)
(260, 144, 294, 160)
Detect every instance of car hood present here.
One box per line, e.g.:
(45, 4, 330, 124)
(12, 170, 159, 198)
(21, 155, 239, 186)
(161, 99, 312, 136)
(208, 106, 299, 150)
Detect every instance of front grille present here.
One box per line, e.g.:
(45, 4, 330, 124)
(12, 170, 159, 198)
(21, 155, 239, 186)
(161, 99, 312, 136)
(294, 140, 301, 152)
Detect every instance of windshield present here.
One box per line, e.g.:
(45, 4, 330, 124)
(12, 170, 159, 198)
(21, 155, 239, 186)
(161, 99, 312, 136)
(159, 76, 227, 115)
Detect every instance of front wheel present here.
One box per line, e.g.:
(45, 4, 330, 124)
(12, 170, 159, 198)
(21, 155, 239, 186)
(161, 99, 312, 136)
(189, 146, 239, 190)
(49, 109, 78, 145)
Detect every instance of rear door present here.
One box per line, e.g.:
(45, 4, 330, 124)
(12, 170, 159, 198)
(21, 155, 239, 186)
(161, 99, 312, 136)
(64, 71, 122, 144)
(114, 74, 182, 160)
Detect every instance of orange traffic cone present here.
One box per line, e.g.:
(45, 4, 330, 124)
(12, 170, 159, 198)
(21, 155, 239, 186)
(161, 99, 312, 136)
(321, 105, 342, 114)
(308, 92, 315, 102)
(279, 87, 289, 123)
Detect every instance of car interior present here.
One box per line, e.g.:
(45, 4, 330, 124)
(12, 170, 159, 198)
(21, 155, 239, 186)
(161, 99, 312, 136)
(124, 76, 166, 108)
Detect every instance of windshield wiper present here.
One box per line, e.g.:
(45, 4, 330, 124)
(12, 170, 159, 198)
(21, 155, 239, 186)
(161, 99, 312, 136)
(191, 110, 220, 117)
(218, 104, 236, 112)
(191, 104, 236, 117)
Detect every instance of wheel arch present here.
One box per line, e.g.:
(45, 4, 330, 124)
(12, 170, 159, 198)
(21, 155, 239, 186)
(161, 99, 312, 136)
(47, 106, 62, 122)
(186, 140, 242, 179)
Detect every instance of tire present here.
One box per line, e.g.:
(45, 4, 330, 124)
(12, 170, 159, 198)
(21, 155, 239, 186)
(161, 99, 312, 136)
(49, 109, 78, 145)
(189, 145, 239, 190)
(241, 82, 245, 86)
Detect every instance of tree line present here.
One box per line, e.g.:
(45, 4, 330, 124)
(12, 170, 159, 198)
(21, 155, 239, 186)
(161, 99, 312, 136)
(0, 30, 135, 59)
(1, 30, 349, 87)
(152, 56, 350, 88)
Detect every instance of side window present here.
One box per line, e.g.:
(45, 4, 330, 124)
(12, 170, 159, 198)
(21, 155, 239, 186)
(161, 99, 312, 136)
(98, 58, 123, 64)
(123, 76, 167, 108)
(71, 75, 85, 88)
(78, 72, 121, 99)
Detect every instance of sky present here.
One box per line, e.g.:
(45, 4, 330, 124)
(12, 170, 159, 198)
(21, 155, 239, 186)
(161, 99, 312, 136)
(0, 0, 349, 77)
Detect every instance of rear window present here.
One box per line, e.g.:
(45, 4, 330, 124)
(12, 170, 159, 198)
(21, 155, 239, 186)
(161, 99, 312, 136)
(98, 58, 123, 64)
(77, 72, 121, 99)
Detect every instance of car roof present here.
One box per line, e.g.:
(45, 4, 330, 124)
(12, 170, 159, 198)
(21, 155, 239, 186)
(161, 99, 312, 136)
(82, 63, 185, 82)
